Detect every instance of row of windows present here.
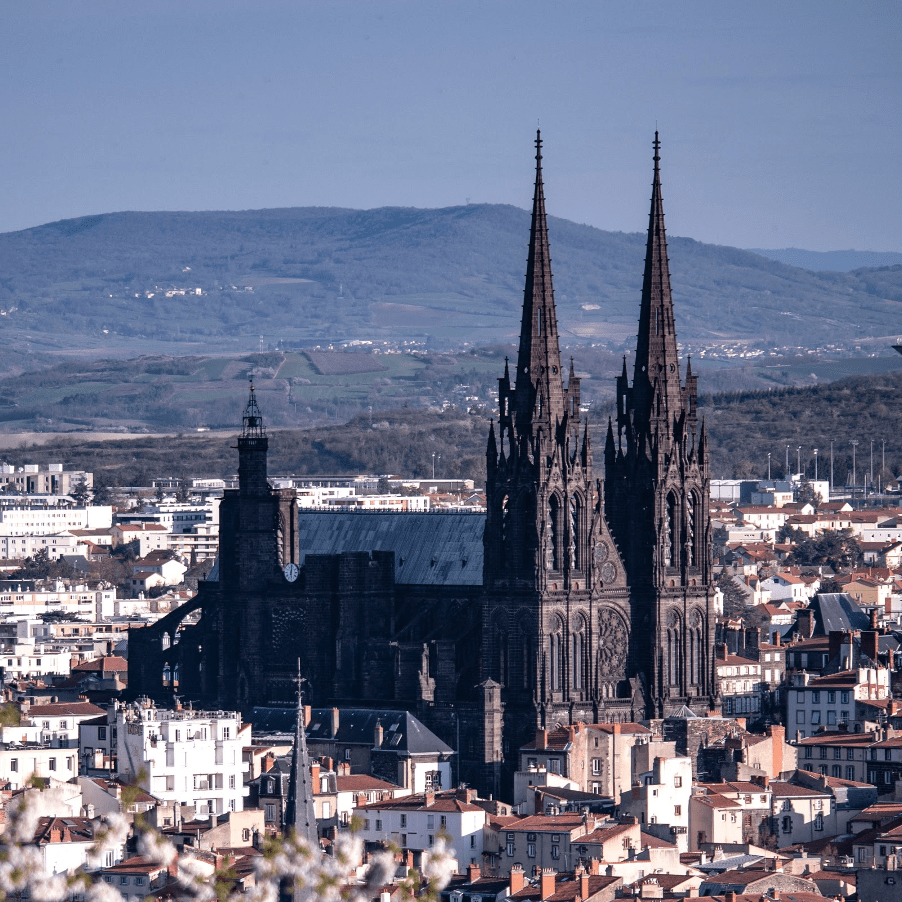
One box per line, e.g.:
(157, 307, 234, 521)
(796, 710, 849, 726)
(798, 690, 851, 704)
(8, 757, 75, 771)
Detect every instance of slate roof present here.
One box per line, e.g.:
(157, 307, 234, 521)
(296, 510, 485, 586)
(250, 706, 452, 755)
(810, 593, 870, 634)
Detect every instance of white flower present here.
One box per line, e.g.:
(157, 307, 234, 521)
(86, 812, 130, 869)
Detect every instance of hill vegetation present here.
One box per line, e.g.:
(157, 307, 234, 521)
(1, 206, 901, 372)
(5, 368, 902, 489)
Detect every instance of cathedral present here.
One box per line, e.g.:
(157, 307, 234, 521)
(129, 133, 717, 796)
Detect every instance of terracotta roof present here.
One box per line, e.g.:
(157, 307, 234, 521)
(769, 781, 829, 797)
(542, 876, 619, 902)
(72, 655, 128, 674)
(27, 701, 106, 717)
(692, 793, 740, 809)
(336, 775, 400, 792)
(589, 723, 651, 735)
(33, 816, 94, 844)
(358, 791, 483, 814)
(572, 823, 633, 844)
(504, 813, 588, 832)
(103, 856, 168, 875)
(639, 831, 676, 849)
(797, 732, 875, 746)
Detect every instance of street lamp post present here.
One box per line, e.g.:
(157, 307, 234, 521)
(786, 445, 790, 478)
(767, 452, 771, 481)
(871, 440, 875, 493)
(830, 440, 834, 494)
(797, 446, 802, 480)
(814, 448, 818, 482)
(852, 440, 859, 500)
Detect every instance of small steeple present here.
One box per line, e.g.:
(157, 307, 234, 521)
(632, 131, 682, 430)
(236, 379, 269, 496)
(285, 663, 319, 854)
(241, 379, 265, 438)
(514, 130, 565, 432)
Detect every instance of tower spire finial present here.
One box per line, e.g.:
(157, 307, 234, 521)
(241, 378, 265, 438)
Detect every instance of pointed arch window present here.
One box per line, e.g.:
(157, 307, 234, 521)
(500, 494, 510, 566)
(570, 495, 582, 570)
(572, 623, 586, 690)
(549, 632, 560, 692)
(687, 491, 700, 568)
(665, 492, 678, 568)
(549, 495, 561, 571)
(520, 627, 533, 690)
(536, 307, 543, 336)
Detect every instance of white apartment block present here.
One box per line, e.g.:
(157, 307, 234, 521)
(0, 504, 112, 534)
(117, 501, 220, 560)
(115, 702, 248, 817)
(0, 580, 116, 619)
(0, 463, 93, 496)
(789, 666, 890, 738)
(0, 532, 84, 560)
(717, 654, 763, 717)
(620, 756, 693, 851)
(2, 701, 106, 748)
(0, 744, 79, 789)
(0, 640, 72, 679)
(357, 789, 486, 869)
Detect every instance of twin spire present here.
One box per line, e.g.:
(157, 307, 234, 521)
(631, 131, 683, 430)
(514, 130, 566, 433)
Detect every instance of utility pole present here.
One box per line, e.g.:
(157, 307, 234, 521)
(852, 440, 859, 502)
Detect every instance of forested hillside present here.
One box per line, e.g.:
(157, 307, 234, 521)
(0, 206, 900, 371)
(6, 368, 902, 488)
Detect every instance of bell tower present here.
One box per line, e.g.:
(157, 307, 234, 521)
(605, 133, 716, 717)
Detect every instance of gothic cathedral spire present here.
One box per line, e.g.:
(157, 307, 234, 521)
(632, 132, 682, 434)
(514, 130, 566, 433)
(606, 132, 716, 719)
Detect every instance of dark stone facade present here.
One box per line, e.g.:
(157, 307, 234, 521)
(128, 132, 718, 796)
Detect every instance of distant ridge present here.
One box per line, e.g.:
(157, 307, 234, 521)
(748, 247, 902, 272)
(1, 206, 901, 361)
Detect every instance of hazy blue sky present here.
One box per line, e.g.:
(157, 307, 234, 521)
(3, 1, 899, 250)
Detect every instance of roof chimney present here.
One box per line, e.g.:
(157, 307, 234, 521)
(579, 870, 590, 902)
(468, 863, 480, 883)
(772, 631, 782, 647)
(374, 720, 383, 748)
(540, 869, 556, 900)
(536, 729, 548, 750)
(330, 707, 340, 739)
(509, 865, 525, 894)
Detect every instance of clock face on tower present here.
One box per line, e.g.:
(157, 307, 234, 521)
(283, 562, 299, 583)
